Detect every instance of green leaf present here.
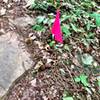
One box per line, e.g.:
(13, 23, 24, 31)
(61, 15, 71, 22)
(63, 91, 73, 100)
(70, 23, 78, 32)
(32, 25, 44, 31)
(74, 74, 89, 87)
(87, 32, 95, 39)
(75, 9, 82, 16)
(63, 97, 73, 100)
(36, 16, 45, 24)
(82, 53, 93, 65)
(79, 74, 89, 87)
(97, 66, 100, 68)
(43, 18, 49, 24)
(49, 41, 55, 47)
(64, 44, 70, 52)
(98, 80, 100, 87)
(96, 17, 100, 27)
(97, 76, 100, 87)
(85, 87, 92, 94)
(77, 28, 85, 33)
(74, 77, 81, 82)
(82, 39, 89, 47)
(62, 25, 71, 37)
(86, 21, 91, 31)
(90, 13, 100, 27)
(90, 13, 100, 19)
(48, 19, 55, 25)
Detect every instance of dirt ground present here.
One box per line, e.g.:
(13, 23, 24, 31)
(0, 0, 100, 100)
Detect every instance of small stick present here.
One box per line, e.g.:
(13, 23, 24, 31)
(58, 0, 63, 9)
(53, 0, 56, 5)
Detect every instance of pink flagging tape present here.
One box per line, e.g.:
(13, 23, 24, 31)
(51, 10, 63, 43)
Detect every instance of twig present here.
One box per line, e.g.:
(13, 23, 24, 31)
(61, 61, 78, 92)
(61, 61, 73, 79)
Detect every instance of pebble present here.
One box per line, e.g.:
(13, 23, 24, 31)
(34, 61, 43, 71)
(3, 0, 8, 3)
(8, 3, 12, 8)
(0, 8, 6, 16)
(0, 29, 5, 34)
(29, 33, 36, 40)
(71, 65, 75, 69)
(46, 59, 53, 64)
(93, 62, 98, 67)
(30, 78, 36, 87)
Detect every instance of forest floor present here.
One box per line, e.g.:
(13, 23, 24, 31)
(0, 0, 100, 100)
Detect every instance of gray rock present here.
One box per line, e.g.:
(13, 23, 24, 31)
(0, 32, 34, 97)
(12, 16, 35, 27)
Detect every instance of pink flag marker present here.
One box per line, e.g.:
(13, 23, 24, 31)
(51, 10, 63, 43)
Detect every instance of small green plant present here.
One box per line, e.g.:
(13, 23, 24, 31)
(32, 24, 45, 31)
(81, 53, 94, 66)
(62, 91, 73, 100)
(31, 0, 99, 45)
(62, 25, 71, 38)
(90, 13, 100, 27)
(27, 0, 99, 98)
(74, 74, 94, 94)
(97, 76, 100, 93)
(49, 41, 55, 47)
(74, 74, 89, 87)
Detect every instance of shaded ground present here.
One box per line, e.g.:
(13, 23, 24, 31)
(0, 0, 100, 100)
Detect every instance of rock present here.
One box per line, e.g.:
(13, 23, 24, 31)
(29, 33, 36, 40)
(3, 0, 8, 3)
(7, 3, 12, 8)
(42, 96, 48, 100)
(46, 59, 53, 64)
(10, 16, 35, 27)
(30, 78, 36, 87)
(0, 32, 34, 97)
(93, 62, 98, 67)
(0, 8, 6, 16)
(0, 29, 5, 35)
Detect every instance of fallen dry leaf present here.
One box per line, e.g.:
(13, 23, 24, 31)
(30, 78, 36, 87)
(34, 61, 44, 71)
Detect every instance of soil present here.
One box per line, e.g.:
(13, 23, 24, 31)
(0, 0, 100, 100)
